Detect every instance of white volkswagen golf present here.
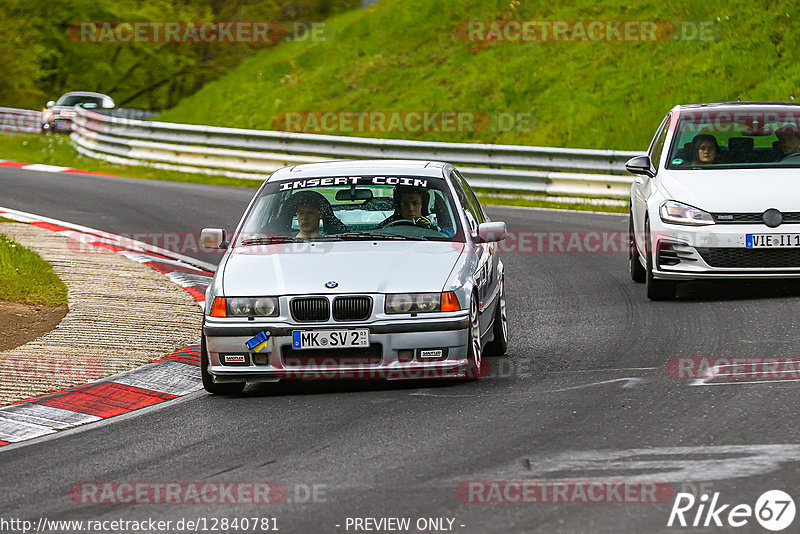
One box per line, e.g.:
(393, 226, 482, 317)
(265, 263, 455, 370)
(628, 102, 800, 300)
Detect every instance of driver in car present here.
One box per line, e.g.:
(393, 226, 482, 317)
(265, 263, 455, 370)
(376, 185, 437, 230)
(776, 126, 800, 159)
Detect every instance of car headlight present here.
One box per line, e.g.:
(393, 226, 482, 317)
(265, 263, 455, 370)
(659, 201, 715, 226)
(385, 292, 461, 314)
(209, 297, 279, 317)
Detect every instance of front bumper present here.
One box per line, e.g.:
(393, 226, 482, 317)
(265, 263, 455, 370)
(648, 218, 800, 280)
(203, 313, 471, 382)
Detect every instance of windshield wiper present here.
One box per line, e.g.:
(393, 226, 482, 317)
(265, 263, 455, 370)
(326, 232, 426, 241)
(240, 236, 301, 246)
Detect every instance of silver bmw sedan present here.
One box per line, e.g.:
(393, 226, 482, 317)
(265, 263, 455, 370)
(200, 160, 508, 394)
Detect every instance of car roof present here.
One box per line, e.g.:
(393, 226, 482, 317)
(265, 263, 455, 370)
(674, 101, 800, 112)
(59, 91, 113, 99)
(268, 160, 450, 181)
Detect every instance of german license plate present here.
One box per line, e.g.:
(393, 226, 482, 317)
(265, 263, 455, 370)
(746, 234, 800, 248)
(292, 329, 369, 349)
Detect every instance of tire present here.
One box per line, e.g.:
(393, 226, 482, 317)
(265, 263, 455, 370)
(484, 276, 508, 356)
(201, 334, 246, 395)
(645, 219, 677, 301)
(629, 212, 646, 283)
(463, 294, 484, 380)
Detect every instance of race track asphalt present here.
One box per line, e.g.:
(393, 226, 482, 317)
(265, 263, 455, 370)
(1, 167, 799, 533)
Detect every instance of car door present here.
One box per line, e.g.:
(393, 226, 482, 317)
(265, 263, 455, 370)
(633, 112, 671, 256)
(451, 169, 496, 337)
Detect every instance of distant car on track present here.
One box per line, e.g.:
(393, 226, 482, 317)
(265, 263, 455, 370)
(41, 91, 114, 132)
(199, 160, 508, 394)
(628, 102, 800, 300)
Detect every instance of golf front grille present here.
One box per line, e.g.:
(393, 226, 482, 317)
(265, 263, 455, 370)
(711, 212, 800, 224)
(696, 247, 800, 268)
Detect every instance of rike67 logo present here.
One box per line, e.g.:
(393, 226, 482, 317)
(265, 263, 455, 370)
(668, 490, 795, 531)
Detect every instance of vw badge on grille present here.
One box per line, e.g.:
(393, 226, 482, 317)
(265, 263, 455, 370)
(325, 281, 338, 288)
(763, 208, 783, 228)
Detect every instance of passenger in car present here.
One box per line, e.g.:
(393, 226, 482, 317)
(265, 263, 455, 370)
(691, 134, 720, 165)
(279, 190, 347, 238)
(296, 203, 322, 238)
(775, 126, 800, 159)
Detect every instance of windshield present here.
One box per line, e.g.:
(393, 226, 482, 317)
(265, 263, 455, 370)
(234, 175, 464, 245)
(56, 95, 106, 108)
(666, 106, 800, 170)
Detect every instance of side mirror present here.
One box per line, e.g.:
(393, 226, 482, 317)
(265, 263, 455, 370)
(46, 101, 55, 108)
(625, 155, 655, 179)
(201, 228, 227, 250)
(477, 221, 507, 243)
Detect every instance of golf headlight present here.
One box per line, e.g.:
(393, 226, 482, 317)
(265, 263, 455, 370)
(659, 201, 715, 226)
(385, 293, 441, 314)
(226, 297, 279, 317)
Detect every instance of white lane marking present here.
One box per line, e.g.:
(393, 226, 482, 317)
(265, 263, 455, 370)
(545, 377, 644, 393)
(549, 367, 659, 373)
(21, 164, 72, 173)
(476, 444, 800, 483)
(411, 377, 645, 398)
(692, 378, 800, 387)
(690, 360, 800, 386)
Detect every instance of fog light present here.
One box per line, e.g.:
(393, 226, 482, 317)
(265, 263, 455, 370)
(397, 349, 414, 362)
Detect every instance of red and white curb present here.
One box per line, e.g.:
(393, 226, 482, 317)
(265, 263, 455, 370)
(0, 159, 117, 177)
(0, 207, 215, 447)
(0, 346, 201, 444)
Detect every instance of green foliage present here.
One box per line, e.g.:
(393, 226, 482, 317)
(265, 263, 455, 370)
(2, 0, 359, 110)
(161, 0, 800, 150)
(0, 233, 68, 306)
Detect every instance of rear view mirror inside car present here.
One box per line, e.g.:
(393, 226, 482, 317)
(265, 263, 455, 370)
(335, 188, 374, 201)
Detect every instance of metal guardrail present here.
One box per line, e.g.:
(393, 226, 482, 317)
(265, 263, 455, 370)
(95, 108, 159, 121)
(0, 107, 42, 133)
(71, 106, 641, 198)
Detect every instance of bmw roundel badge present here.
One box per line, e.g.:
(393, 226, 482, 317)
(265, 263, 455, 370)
(325, 281, 338, 289)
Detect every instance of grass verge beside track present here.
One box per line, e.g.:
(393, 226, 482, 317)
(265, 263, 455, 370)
(0, 231, 67, 306)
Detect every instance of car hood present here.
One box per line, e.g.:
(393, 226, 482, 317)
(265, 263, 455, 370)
(221, 240, 465, 296)
(659, 168, 800, 212)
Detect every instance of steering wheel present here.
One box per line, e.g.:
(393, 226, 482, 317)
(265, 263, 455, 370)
(384, 219, 418, 228)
